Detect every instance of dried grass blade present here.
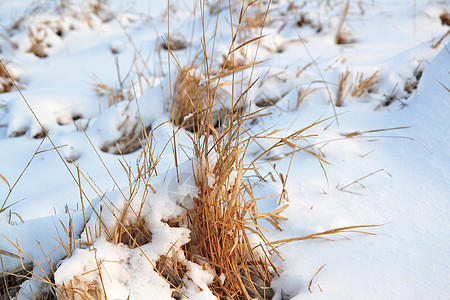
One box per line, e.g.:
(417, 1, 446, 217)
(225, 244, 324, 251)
(0, 173, 10, 189)
(0, 249, 20, 259)
(271, 224, 382, 246)
(231, 34, 268, 54)
(209, 59, 268, 82)
(308, 264, 326, 293)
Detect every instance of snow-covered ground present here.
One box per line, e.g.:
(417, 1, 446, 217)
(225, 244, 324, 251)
(0, 0, 449, 299)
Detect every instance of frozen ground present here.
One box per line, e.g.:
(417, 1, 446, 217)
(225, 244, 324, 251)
(0, 0, 449, 299)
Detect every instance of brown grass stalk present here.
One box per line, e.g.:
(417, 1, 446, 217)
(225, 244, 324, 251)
(351, 71, 379, 98)
(271, 224, 382, 248)
(336, 69, 350, 107)
(335, 0, 352, 45)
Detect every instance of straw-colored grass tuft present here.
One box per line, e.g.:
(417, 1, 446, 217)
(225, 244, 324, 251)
(171, 66, 232, 133)
(351, 71, 379, 98)
(0, 62, 18, 93)
(335, 1, 354, 45)
(296, 86, 316, 109)
(93, 82, 134, 107)
(171, 66, 205, 130)
(336, 69, 350, 107)
(156, 255, 186, 298)
(57, 271, 105, 300)
(184, 142, 279, 299)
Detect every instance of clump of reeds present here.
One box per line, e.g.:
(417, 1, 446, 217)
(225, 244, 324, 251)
(184, 110, 282, 298)
(335, 0, 354, 45)
(0, 1, 384, 298)
(57, 271, 105, 300)
(296, 86, 316, 109)
(171, 66, 205, 129)
(93, 82, 134, 107)
(336, 69, 350, 107)
(165, 1, 286, 297)
(0, 61, 19, 93)
(55, 132, 160, 298)
(335, 69, 378, 106)
(171, 66, 234, 133)
(27, 25, 49, 58)
(351, 71, 378, 97)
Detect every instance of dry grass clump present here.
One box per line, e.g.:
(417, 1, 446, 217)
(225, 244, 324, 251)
(294, 11, 322, 33)
(0, 61, 18, 93)
(404, 64, 423, 94)
(245, 2, 267, 29)
(171, 66, 233, 132)
(184, 113, 282, 299)
(57, 273, 105, 300)
(176, 88, 335, 297)
(296, 12, 312, 27)
(336, 69, 350, 107)
(165, 1, 288, 296)
(93, 82, 134, 108)
(172, 66, 205, 129)
(27, 25, 51, 58)
(351, 71, 378, 97)
(19, 0, 112, 58)
(335, 1, 354, 45)
(113, 209, 152, 249)
(55, 138, 159, 298)
(156, 255, 186, 298)
(335, 69, 378, 106)
(296, 86, 316, 109)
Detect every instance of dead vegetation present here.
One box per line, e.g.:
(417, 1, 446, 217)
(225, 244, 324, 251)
(404, 64, 423, 94)
(335, 1, 354, 45)
(8, 1, 113, 58)
(171, 66, 208, 130)
(166, 1, 289, 298)
(93, 82, 134, 108)
(336, 69, 350, 107)
(296, 86, 316, 108)
(0, 61, 19, 93)
(1, 252, 34, 299)
(335, 69, 378, 106)
(351, 71, 379, 98)
(431, 29, 450, 49)
(0, 1, 385, 299)
(440, 12, 450, 26)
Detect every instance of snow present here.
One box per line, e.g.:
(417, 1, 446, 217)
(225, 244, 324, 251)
(0, 0, 449, 299)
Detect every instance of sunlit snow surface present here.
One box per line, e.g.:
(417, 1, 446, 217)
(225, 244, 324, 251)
(0, 0, 449, 299)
